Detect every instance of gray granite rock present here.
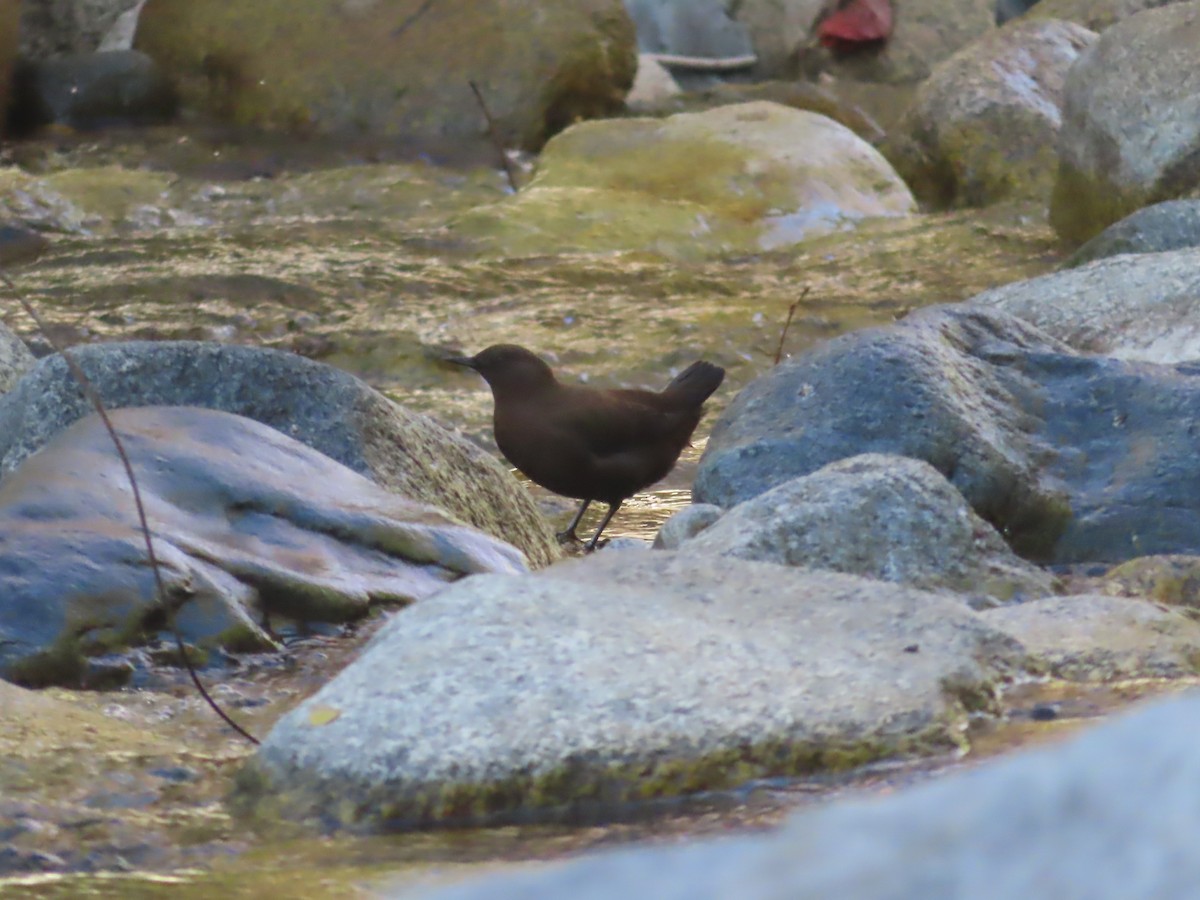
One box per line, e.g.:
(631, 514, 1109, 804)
(652, 502, 722, 549)
(679, 454, 1056, 602)
(0, 324, 34, 396)
(982, 594, 1200, 680)
(970, 247, 1200, 362)
(1067, 200, 1200, 266)
(235, 551, 1027, 831)
(135, 0, 636, 152)
(695, 304, 1200, 565)
(0, 406, 525, 687)
(1050, 2, 1200, 245)
(396, 689, 1200, 900)
(0, 341, 559, 566)
(886, 18, 1095, 207)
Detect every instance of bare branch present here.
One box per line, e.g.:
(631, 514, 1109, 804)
(468, 80, 521, 193)
(774, 285, 812, 365)
(0, 271, 259, 745)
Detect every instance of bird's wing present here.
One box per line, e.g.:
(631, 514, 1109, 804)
(542, 388, 689, 459)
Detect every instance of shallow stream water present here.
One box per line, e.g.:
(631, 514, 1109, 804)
(0, 127, 1143, 897)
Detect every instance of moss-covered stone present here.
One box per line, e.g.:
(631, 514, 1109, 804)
(135, 0, 636, 150)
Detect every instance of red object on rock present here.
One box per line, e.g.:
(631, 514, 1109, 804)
(817, 0, 893, 50)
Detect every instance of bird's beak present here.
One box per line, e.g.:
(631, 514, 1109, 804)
(446, 354, 477, 369)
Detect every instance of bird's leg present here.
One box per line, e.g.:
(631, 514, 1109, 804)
(557, 499, 591, 544)
(583, 502, 622, 552)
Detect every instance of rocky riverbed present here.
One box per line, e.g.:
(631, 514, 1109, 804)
(6, 0, 1200, 895)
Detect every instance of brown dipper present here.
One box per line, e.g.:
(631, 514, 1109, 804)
(450, 345, 725, 551)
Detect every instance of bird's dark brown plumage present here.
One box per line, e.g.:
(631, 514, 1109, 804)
(451, 344, 725, 551)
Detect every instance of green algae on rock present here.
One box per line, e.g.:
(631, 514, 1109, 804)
(450, 102, 915, 260)
(134, 0, 636, 151)
(885, 19, 1096, 208)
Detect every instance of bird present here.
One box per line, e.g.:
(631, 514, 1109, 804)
(449, 344, 725, 552)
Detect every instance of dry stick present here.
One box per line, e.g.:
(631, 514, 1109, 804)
(468, 80, 520, 193)
(774, 285, 812, 365)
(391, 0, 438, 39)
(0, 272, 260, 746)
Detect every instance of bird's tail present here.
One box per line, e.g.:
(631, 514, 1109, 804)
(663, 360, 725, 405)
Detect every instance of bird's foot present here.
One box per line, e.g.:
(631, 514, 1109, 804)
(556, 528, 583, 545)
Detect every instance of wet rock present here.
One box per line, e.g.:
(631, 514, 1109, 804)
(8, 51, 178, 134)
(696, 304, 1200, 565)
(0, 846, 68, 875)
(0, 169, 89, 233)
(135, 0, 636, 151)
(653, 502, 723, 548)
(0, 324, 34, 396)
(1067, 200, 1200, 266)
(0, 406, 526, 687)
(804, 0, 995, 85)
(235, 552, 1027, 831)
(0, 341, 560, 567)
(886, 19, 1095, 207)
(678, 454, 1056, 601)
(982, 594, 1200, 680)
(970, 247, 1200, 362)
(1050, 2, 1200, 246)
(453, 101, 914, 258)
(399, 691, 1200, 900)
(19, 0, 142, 58)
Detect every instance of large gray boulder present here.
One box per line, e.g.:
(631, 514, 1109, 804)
(0, 341, 559, 566)
(1050, 2, 1200, 245)
(135, 0, 636, 151)
(453, 101, 915, 258)
(969, 247, 1200, 362)
(397, 689, 1200, 900)
(675, 454, 1056, 602)
(696, 304, 1200, 565)
(234, 551, 1028, 831)
(886, 18, 1095, 207)
(0, 406, 526, 687)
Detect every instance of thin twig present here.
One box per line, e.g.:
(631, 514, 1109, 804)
(774, 285, 811, 365)
(468, 80, 520, 193)
(391, 0, 438, 39)
(1, 271, 259, 745)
